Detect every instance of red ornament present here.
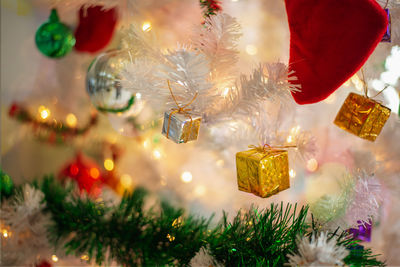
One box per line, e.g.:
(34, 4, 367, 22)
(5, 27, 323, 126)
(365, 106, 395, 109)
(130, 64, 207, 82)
(8, 103, 20, 117)
(59, 153, 103, 196)
(35, 260, 52, 267)
(74, 6, 118, 53)
(285, 0, 388, 104)
(200, 0, 222, 17)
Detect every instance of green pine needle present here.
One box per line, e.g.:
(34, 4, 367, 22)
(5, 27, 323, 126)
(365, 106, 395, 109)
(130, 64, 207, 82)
(0, 171, 386, 266)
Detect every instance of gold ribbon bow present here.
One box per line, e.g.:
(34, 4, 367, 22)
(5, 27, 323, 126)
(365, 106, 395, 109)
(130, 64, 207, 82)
(166, 80, 198, 142)
(248, 144, 296, 158)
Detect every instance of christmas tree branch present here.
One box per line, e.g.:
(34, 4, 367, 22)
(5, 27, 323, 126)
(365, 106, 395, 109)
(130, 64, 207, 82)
(0, 172, 385, 266)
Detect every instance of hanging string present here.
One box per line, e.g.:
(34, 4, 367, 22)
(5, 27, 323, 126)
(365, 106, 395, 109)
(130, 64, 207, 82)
(384, 0, 389, 9)
(360, 68, 389, 99)
(165, 80, 198, 141)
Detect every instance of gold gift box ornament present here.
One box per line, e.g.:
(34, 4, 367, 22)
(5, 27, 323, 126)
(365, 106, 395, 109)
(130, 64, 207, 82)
(162, 80, 201, 144)
(236, 145, 291, 198)
(334, 92, 391, 142)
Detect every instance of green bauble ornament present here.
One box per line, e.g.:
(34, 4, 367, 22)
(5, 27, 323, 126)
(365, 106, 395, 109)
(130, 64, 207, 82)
(0, 170, 14, 199)
(35, 9, 75, 58)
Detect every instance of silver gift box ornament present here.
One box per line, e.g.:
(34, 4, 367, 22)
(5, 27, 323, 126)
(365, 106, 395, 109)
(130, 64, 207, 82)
(162, 110, 201, 143)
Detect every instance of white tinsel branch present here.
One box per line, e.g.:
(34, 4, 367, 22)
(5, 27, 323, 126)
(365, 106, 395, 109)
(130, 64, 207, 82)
(344, 172, 382, 227)
(1, 185, 52, 266)
(287, 232, 349, 267)
(33, 0, 133, 12)
(158, 47, 214, 112)
(192, 13, 241, 92)
(311, 170, 382, 230)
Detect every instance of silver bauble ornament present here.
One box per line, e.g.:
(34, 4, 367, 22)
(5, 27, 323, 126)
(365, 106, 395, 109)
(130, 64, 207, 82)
(86, 50, 134, 114)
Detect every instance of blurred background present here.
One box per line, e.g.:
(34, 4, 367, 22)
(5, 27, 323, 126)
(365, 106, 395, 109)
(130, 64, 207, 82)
(1, 0, 400, 265)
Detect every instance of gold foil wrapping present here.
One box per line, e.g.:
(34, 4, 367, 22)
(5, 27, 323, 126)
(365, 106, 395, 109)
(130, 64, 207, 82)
(236, 149, 290, 198)
(162, 110, 201, 144)
(334, 93, 391, 142)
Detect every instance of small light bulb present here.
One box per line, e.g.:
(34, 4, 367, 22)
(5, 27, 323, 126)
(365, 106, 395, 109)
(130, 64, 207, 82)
(142, 21, 152, 32)
(222, 87, 230, 97)
(289, 169, 296, 178)
(38, 105, 50, 120)
(143, 140, 150, 149)
(81, 254, 89, 261)
(104, 159, 114, 171)
(120, 174, 133, 188)
(90, 168, 100, 179)
(181, 171, 192, 183)
(2, 229, 8, 238)
(246, 44, 258, 55)
(194, 185, 206, 196)
(166, 233, 175, 241)
(306, 158, 319, 172)
(153, 149, 162, 159)
(52, 255, 58, 262)
(66, 113, 77, 127)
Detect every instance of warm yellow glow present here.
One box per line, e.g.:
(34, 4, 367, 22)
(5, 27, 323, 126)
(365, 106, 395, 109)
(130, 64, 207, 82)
(142, 21, 152, 32)
(90, 168, 100, 179)
(153, 149, 162, 159)
(291, 125, 301, 134)
(52, 255, 58, 262)
(286, 135, 293, 143)
(104, 159, 114, 171)
(306, 158, 319, 172)
(38, 105, 50, 120)
(181, 171, 193, 183)
(245, 44, 258, 55)
(324, 93, 337, 104)
(289, 169, 296, 178)
(81, 254, 89, 261)
(166, 234, 175, 241)
(143, 140, 150, 149)
(66, 113, 77, 127)
(222, 87, 230, 97)
(194, 185, 206, 196)
(172, 217, 183, 228)
(351, 74, 364, 91)
(216, 159, 224, 167)
(2, 229, 9, 238)
(120, 174, 133, 188)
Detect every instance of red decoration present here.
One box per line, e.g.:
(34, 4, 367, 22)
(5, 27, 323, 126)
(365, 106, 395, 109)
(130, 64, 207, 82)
(285, 0, 388, 104)
(200, 0, 222, 17)
(8, 102, 98, 144)
(74, 6, 118, 53)
(35, 260, 52, 267)
(59, 153, 103, 196)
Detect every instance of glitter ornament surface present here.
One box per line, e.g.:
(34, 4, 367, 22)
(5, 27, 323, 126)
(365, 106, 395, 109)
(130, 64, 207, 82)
(348, 220, 372, 242)
(86, 50, 135, 114)
(333, 93, 390, 141)
(236, 148, 290, 198)
(35, 9, 75, 58)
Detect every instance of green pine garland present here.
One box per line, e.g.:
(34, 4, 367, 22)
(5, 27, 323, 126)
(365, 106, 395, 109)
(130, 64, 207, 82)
(1, 173, 385, 266)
